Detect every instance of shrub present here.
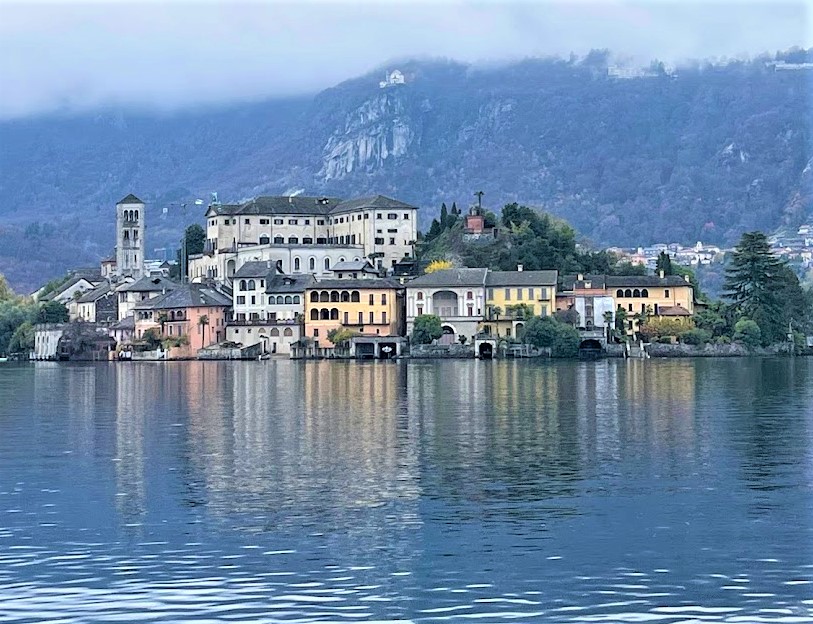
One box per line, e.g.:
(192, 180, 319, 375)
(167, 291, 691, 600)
(412, 314, 443, 344)
(679, 328, 712, 345)
(524, 316, 558, 347)
(733, 318, 762, 348)
(424, 259, 454, 274)
(551, 324, 580, 358)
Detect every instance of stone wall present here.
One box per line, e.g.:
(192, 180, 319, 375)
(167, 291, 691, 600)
(647, 342, 788, 357)
(408, 343, 475, 358)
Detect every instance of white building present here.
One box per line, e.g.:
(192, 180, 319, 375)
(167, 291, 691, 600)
(405, 268, 488, 344)
(379, 69, 405, 88)
(115, 275, 178, 321)
(32, 324, 66, 360)
(116, 194, 146, 279)
(189, 194, 418, 281)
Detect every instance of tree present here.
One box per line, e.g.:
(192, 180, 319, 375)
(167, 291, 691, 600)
(425, 259, 453, 274)
(439, 203, 449, 229)
(551, 324, 580, 358)
(142, 328, 162, 350)
(656, 251, 674, 276)
(554, 306, 579, 326)
(198, 314, 209, 346)
(524, 316, 559, 348)
(327, 328, 357, 345)
(176, 223, 207, 280)
(679, 328, 711, 345)
(8, 321, 34, 353)
(427, 219, 442, 240)
(0, 274, 15, 302)
(614, 307, 628, 334)
(505, 303, 535, 319)
(38, 301, 68, 323)
(412, 314, 443, 344)
(733, 318, 762, 348)
(724, 232, 796, 345)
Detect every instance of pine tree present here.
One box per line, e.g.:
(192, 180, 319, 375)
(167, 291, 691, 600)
(439, 203, 449, 229)
(451, 202, 459, 216)
(723, 232, 788, 344)
(655, 251, 673, 276)
(427, 218, 442, 240)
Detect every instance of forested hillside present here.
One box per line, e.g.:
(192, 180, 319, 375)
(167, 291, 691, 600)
(0, 50, 810, 290)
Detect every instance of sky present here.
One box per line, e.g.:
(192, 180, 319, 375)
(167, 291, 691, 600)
(0, 0, 810, 119)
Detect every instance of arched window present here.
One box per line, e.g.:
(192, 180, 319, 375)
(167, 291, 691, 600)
(284, 295, 293, 304)
(633, 289, 641, 298)
(310, 292, 319, 302)
(641, 288, 649, 298)
(303, 237, 313, 244)
(341, 291, 350, 302)
(624, 289, 632, 298)
(309, 257, 315, 271)
(351, 291, 360, 303)
(247, 280, 255, 290)
(134, 210, 138, 221)
(466, 291, 473, 299)
(294, 257, 301, 271)
(259, 235, 270, 245)
(417, 291, 424, 300)
(270, 328, 280, 336)
(310, 309, 319, 320)
(239, 280, 247, 291)
(324, 258, 330, 270)
(320, 308, 330, 320)
(339, 257, 346, 263)
(288, 237, 298, 245)
(319, 291, 329, 302)
(330, 308, 339, 320)
(283, 328, 293, 337)
(616, 289, 624, 298)
(330, 291, 340, 302)
(293, 295, 300, 304)
(351, 234, 356, 245)
(274, 236, 284, 244)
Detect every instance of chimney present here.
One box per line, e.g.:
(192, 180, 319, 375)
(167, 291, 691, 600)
(517, 264, 523, 272)
(577, 273, 583, 281)
(684, 274, 690, 283)
(659, 270, 665, 279)
(266, 260, 271, 268)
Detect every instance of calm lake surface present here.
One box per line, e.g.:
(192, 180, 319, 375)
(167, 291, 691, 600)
(0, 358, 811, 623)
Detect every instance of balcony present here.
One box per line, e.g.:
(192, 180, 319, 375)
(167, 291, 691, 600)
(228, 318, 300, 327)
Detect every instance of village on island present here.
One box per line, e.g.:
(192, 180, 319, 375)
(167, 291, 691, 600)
(22, 191, 811, 362)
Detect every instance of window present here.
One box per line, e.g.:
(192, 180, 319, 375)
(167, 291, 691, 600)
(259, 235, 270, 245)
(317, 237, 326, 244)
(260, 218, 269, 225)
(633, 289, 641, 298)
(283, 328, 293, 337)
(505, 288, 511, 301)
(343, 311, 348, 324)
(358, 312, 363, 325)
(288, 219, 297, 225)
(274, 219, 283, 225)
(247, 280, 255, 290)
(317, 219, 325, 225)
(250, 296, 256, 305)
(351, 291, 360, 302)
(381, 293, 387, 305)
(468, 306, 473, 317)
(417, 291, 424, 300)
(403, 213, 409, 219)
(341, 291, 350, 302)
(616, 289, 624, 297)
(284, 295, 293, 304)
(274, 236, 284, 244)
(517, 289, 523, 300)
(270, 328, 280, 336)
(245, 219, 250, 225)
(375, 237, 385, 245)
(330, 308, 339, 320)
(387, 213, 397, 220)
(417, 306, 423, 316)
(303, 237, 313, 244)
(364, 214, 369, 219)
(310, 309, 319, 320)
(324, 258, 330, 270)
(239, 279, 247, 291)
(294, 258, 301, 271)
(369, 294, 374, 305)
(382, 311, 387, 324)
(624, 289, 632, 298)
(309, 257, 315, 271)
(665, 289, 670, 297)
(310, 292, 318, 302)
(293, 295, 300, 304)
(304, 219, 310, 225)
(369, 311, 374, 324)
(642, 289, 649, 298)
(388, 228, 397, 233)
(376, 213, 382, 219)
(654, 303, 659, 314)
(288, 237, 298, 244)
(467, 291, 473, 299)
(628, 303, 633, 312)
(528, 288, 535, 300)
(389, 238, 396, 245)
(314, 328, 319, 337)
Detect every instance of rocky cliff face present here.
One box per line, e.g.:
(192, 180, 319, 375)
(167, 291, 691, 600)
(320, 90, 415, 180)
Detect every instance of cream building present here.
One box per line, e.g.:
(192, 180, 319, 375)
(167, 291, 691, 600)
(188, 194, 418, 281)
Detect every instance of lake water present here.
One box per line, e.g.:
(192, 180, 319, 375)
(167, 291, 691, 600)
(0, 358, 811, 623)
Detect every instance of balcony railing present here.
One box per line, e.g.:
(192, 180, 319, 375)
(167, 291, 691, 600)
(228, 318, 300, 327)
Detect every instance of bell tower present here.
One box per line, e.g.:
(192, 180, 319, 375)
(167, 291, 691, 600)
(116, 194, 145, 278)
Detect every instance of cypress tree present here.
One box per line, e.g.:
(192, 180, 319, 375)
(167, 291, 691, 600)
(439, 203, 449, 229)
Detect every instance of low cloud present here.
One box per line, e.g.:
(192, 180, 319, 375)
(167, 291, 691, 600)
(0, 0, 809, 119)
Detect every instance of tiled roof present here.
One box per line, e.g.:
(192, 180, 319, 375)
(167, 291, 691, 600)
(486, 270, 557, 287)
(307, 278, 403, 290)
(329, 260, 378, 272)
(659, 305, 692, 316)
(233, 261, 278, 278)
(560, 274, 692, 290)
(266, 274, 316, 294)
(135, 284, 231, 310)
(110, 315, 135, 330)
(407, 268, 488, 287)
(118, 193, 144, 205)
(206, 194, 417, 217)
(117, 275, 178, 293)
(77, 281, 113, 303)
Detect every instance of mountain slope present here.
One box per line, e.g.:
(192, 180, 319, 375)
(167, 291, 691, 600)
(0, 54, 810, 291)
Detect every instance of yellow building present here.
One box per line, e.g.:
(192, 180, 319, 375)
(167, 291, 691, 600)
(304, 278, 404, 350)
(482, 269, 558, 339)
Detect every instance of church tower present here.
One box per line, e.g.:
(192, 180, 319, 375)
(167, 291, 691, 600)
(116, 194, 145, 278)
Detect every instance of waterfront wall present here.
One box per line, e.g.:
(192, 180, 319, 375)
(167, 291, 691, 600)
(647, 342, 792, 357)
(409, 344, 475, 358)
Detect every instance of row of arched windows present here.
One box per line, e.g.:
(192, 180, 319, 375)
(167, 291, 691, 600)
(123, 209, 139, 222)
(310, 308, 340, 320)
(269, 295, 300, 305)
(309, 290, 361, 303)
(239, 279, 257, 291)
(259, 236, 318, 245)
(262, 327, 294, 337)
(616, 288, 649, 298)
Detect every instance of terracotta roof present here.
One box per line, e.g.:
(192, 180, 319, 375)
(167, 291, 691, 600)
(658, 305, 692, 316)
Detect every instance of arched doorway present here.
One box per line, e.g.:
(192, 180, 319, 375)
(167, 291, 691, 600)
(432, 291, 459, 318)
(478, 342, 494, 359)
(439, 324, 456, 345)
(578, 338, 603, 360)
(226, 259, 236, 278)
(514, 322, 526, 341)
